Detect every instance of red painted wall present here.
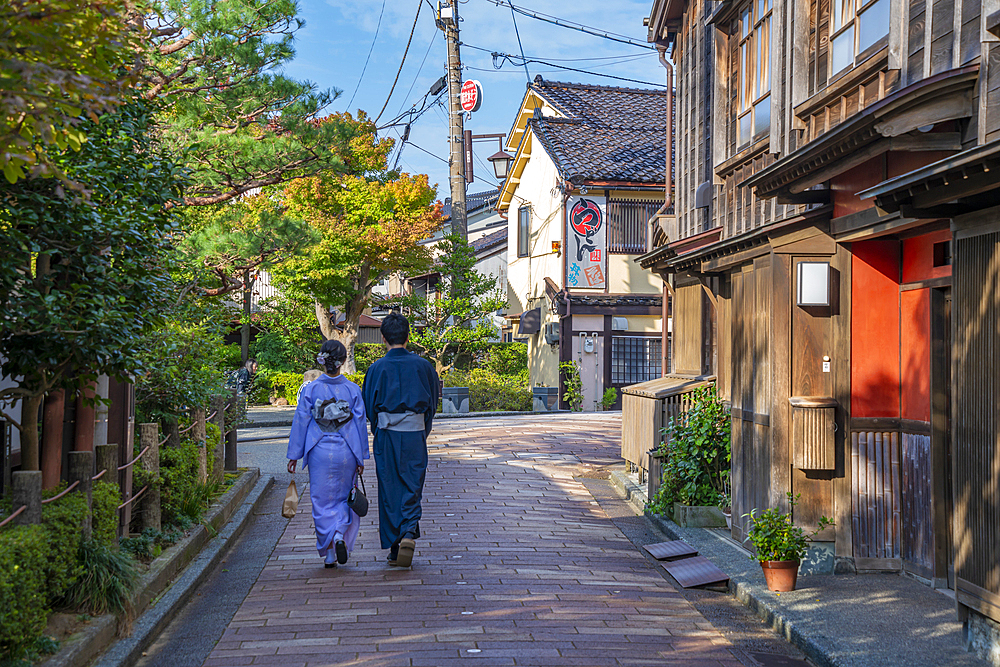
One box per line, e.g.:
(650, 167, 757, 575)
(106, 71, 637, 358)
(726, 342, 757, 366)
(901, 229, 952, 283)
(832, 156, 885, 218)
(851, 240, 901, 419)
(900, 289, 931, 422)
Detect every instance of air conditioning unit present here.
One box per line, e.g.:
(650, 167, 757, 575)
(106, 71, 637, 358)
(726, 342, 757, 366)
(612, 317, 628, 331)
(544, 322, 560, 345)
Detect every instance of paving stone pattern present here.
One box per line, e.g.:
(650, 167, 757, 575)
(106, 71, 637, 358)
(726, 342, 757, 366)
(205, 414, 742, 667)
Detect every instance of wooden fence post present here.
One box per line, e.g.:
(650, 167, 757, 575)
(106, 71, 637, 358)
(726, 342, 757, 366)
(210, 396, 225, 484)
(192, 408, 207, 484)
(68, 450, 94, 540)
(96, 443, 119, 481)
(138, 423, 160, 532)
(12, 470, 42, 525)
(165, 416, 180, 449)
(225, 389, 238, 472)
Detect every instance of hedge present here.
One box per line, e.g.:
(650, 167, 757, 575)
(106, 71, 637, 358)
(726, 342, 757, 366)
(443, 368, 532, 412)
(0, 525, 48, 660)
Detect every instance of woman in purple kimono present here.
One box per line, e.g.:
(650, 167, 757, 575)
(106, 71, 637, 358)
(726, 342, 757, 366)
(286, 340, 369, 568)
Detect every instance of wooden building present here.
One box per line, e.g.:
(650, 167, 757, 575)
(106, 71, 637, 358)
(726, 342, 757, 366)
(639, 0, 1000, 659)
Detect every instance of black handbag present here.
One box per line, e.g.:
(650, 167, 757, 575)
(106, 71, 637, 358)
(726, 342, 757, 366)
(347, 472, 369, 517)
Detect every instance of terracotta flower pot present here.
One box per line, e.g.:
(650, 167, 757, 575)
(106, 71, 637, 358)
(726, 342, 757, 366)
(760, 559, 799, 592)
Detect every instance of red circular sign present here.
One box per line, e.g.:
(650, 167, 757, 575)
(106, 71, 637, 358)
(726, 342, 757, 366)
(460, 80, 482, 113)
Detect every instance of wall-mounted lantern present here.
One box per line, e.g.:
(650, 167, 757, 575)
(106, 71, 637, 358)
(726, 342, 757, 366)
(797, 261, 831, 307)
(487, 150, 513, 180)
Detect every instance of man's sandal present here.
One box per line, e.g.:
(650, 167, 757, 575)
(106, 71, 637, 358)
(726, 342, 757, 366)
(396, 537, 415, 567)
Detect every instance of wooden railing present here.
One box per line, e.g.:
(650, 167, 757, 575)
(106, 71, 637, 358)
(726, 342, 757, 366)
(620, 374, 714, 483)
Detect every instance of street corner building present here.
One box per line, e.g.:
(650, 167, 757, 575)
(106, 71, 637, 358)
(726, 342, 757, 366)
(497, 77, 671, 412)
(630, 0, 1000, 662)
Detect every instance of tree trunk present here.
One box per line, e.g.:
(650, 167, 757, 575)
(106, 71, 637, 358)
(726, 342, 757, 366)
(241, 270, 253, 365)
(315, 300, 337, 340)
(18, 393, 43, 472)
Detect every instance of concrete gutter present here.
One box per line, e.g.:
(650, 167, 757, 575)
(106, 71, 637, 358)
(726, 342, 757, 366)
(41, 470, 272, 667)
(607, 467, 985, 667)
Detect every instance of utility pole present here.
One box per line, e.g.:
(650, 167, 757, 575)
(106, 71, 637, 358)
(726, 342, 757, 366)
(438, 1, 467, 240)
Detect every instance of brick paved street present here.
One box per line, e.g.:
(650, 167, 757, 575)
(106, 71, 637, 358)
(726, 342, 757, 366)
(204, 414, 742, 667)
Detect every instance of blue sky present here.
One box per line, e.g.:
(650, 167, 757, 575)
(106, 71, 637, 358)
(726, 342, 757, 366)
(280, 0, 666, 200)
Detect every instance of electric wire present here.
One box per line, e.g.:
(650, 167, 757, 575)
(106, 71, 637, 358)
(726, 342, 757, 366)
(345, 0, 386, 111)
(483, 0, 655, 51)
(405, 141, 449, 163)
(374, 0, 424, 123)
(509, 5, 531, 82)
(464, 46, 666, 87)
(396, 31, 438, 116)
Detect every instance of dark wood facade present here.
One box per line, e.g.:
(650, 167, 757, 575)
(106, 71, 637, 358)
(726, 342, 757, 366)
(642, 0, 1000, 654)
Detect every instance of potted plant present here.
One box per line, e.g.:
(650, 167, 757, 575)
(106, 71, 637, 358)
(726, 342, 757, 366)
(743, 493, 833, 592)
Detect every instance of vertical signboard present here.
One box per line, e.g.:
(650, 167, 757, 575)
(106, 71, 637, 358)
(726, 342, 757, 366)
(566, 196, 607, 289)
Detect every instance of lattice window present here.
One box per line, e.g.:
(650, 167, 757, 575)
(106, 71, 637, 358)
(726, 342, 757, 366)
(737, 0, 772, 147)
(611, 336, 662, 385)
(830, 0, 889, 75)
(517, 206, 530, 257)
(607, 199, 658, 254)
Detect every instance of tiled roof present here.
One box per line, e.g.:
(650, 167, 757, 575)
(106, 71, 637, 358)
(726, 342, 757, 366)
(528, 78, 668, 185)
(471, 227, 507, 253)
(441, 189, 500, 219)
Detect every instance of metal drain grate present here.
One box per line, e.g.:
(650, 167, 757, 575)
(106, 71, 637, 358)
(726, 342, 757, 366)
(747, 651, 813, 667)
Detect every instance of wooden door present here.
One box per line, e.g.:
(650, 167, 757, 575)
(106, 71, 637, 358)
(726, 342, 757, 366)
(730, 257, 772, 543)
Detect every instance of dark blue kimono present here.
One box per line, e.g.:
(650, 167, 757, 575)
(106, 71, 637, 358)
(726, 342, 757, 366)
(361, 348, 439, 550)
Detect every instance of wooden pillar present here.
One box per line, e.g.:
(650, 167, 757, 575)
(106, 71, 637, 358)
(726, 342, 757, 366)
(41, 389, 65, 489)
(12, 470, 42, 525)
(74, 383, 97, 452)
(210, 396, 225, 484)
(94, 443, 119, 537)
(164, 416, 180, 450)
(138, 423, 160, 532)
(68, 450, 94, 540)
(192, 408, 207, 484)
(93, 375, 110, 449)
(225, 390, 238, 472)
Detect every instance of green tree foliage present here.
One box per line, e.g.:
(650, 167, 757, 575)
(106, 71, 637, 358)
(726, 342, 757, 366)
(560, 361, 584, 412)
(277, 159, 443, 373)
(0, 0, 136, 185)
(390, 234, 506, 374)
(0, 102, 185, 470)
(141, 2, 376, 206)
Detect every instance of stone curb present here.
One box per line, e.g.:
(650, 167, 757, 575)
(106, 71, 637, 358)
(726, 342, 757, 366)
(92, 472, 273, 667)
(607, 468, 838, 667)
(39, 469, 270, 667)
(241, 409, 620, 430)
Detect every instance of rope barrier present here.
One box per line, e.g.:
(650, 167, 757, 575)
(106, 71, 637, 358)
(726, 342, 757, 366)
(206, 410, 218, 420)
(41, 480, 80, 505)
(118, 445, 150, 471)
(92, 469, 107, 481)
(178, 422, 196, 434)
(0, 505, 26, 529)
(117, 485, 149, 510)
(158, 434, 170, 447)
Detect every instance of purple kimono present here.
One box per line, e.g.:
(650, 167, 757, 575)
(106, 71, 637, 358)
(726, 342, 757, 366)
(287, 374, 369, 558)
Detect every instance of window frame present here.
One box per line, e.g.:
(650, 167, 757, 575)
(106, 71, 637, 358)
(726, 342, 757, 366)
(736, 0, 772, 148)
(610, 335, 662, 386)
(517, 205, 530, 258)
(607, 199, 658, 255)
(829, 0, 890, 78)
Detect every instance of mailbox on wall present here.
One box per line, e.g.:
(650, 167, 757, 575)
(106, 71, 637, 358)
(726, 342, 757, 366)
(789, 396, 837, 470)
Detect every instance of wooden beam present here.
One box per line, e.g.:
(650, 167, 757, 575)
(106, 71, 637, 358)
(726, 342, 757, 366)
(699, 243, 771, 272)
(911, 168, 1000, 209)
(888, 133, 963, 151)
(776, 189, 832, 205)
(788, 140, 890, 194)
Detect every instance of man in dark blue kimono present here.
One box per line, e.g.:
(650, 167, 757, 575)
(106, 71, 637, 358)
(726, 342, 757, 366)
(362, 312, 439, 567)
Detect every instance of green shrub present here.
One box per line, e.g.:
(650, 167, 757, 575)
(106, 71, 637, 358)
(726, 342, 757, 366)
(744, 493, 833, 562)
(647, 386, 731, 513)
(40, 485, 86, 604)
(345, 371, 365, 387)
(60, 540, 137, 624)
(91, 481, 120, 548)
(253, 368, 307, 405)
(354, 344, 385, 372)
(443, 368, 532, 412)
(0, 525, 48, 661)
(158, 425, 217, 525)
(218, 343, 242, 370)
(560, 361, 584, 411)
(482, 342, 527, 377)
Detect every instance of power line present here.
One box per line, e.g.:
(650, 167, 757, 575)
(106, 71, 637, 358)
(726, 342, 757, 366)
(509, 5, 531, 82)
(345, 0, 386, 111)
(468, 48, 667, 87)
(462, 43, 653, 65)
(396, 31, 438, 116)
(405, 141, 449, 163)
(483, 0, 655, 51)
(374, 0, 424, 124)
